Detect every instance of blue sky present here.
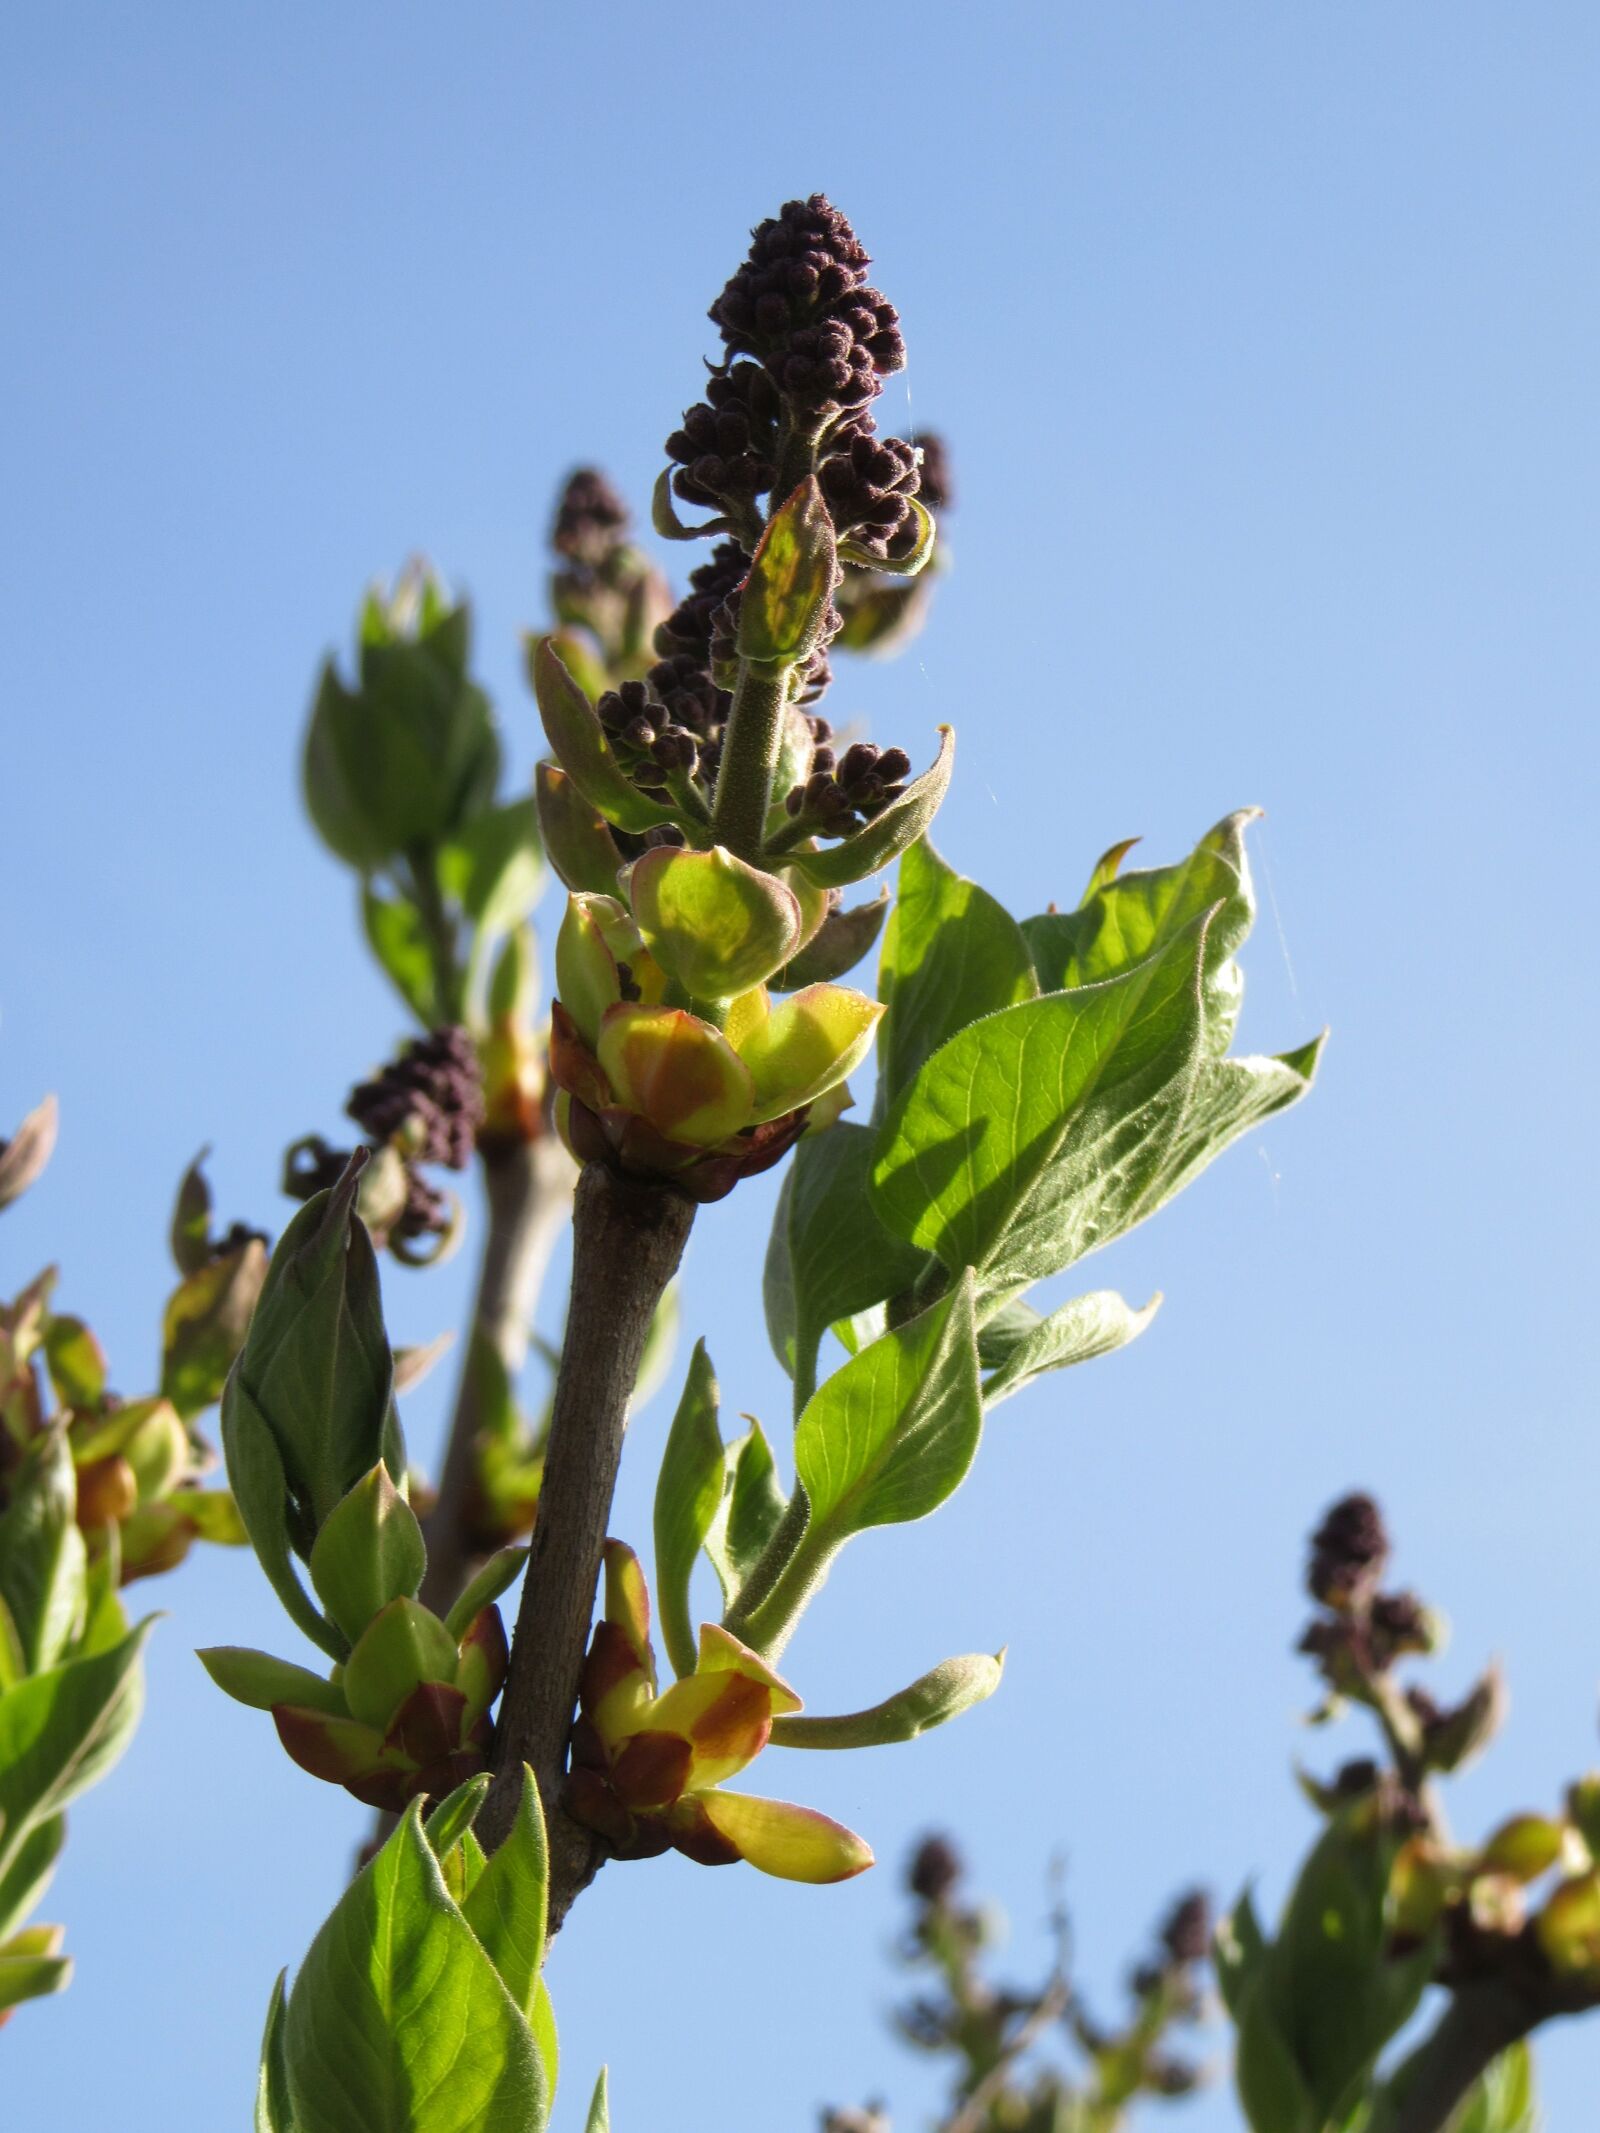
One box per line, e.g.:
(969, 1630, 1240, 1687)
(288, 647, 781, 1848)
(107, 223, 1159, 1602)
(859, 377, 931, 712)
(4, 4, 1598, 2126)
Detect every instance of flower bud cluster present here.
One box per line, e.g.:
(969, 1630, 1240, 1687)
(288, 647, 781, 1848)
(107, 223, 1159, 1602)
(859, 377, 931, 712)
(1297, 1491, 1440, 1701)
(889, 1836, 1209, 2123)
(284, 1026, 483, 1261)
(548, 467, 672, 679)
(666, 197, 927, 567)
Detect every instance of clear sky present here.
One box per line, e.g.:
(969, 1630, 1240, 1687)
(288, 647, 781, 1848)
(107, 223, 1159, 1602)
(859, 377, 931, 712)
(4, 5, 1598, 2127)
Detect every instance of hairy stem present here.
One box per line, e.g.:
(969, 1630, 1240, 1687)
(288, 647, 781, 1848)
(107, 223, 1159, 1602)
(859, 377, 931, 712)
(709, 662, 789, 862)
(417, 1133, 574, 1619)
(479, 1162, 695, 1926)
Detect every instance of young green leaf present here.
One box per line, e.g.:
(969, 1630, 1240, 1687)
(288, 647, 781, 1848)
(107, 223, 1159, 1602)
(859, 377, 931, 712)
(362, 887, 443, 1028)
(584, 2069, 611, 2133)
(873, 915, 1211, 1298)
(794, 1274, 981, 1552)
(309, 1466, 427, 1645)
(764, 1125, 928, 1408)
(979, 1290, 1162, 1408)
(875, 837, 1037, 1114)
(256, 1970, 297, 2133)
(284, 1801, 547, 2133)
(0, 1426, 86, 1673)
(1022, 809, 1260, 1057)
(0, 1815, 64, 1944)
(652, 1343, 725, 1680)
(703, 1424, 789, 1613)
(197, 1646, 347, 1718)
(0, 1620, 154, 1884)
(770, 1650, 1004, 1749)
(423, 1773, 493, 1862)
(460, 1767, 549, 2025)
(0, 1933, 72, 2017)
(443, 1546, 529, 1644)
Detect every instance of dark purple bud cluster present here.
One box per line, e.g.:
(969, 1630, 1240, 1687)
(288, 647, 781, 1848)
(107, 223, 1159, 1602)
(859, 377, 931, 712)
(1297, 1491, 1452, 1769)
(819, 429, 922, 561)
(665, 365, 781, 516)
(784, 737, 912, 836)
(346, 1026, 483, 1170)
(1159, 1889, 1213, 1969)
(666, 198, 920, 559)
(208, 1218, 270, 1262)
(710, 194, 904, 408)
(550, 467, 630, 569)
(907, 1833, 964, 1905)
(596, 678, 707, 802)
(1307, 1491, 1389, 1609)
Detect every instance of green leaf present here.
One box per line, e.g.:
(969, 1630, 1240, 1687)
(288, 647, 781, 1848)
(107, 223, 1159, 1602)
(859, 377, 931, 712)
(765, 1125, 928, 1407)
(42, 1316, 106, 1411)
(875, 837, 1037, 1114)
(535, 761, 625, 898)
(309, 1466, 427, 1645)
(256, 1970, 298, 2133)
(0, 1815, 65, 1943)
(773, 888, 889, 990)
(783, 729, 955, 890)
(795, 1275, 981, 1553)
(979, 1290, 1162, 1409)
(284, 1801, 547, 2133)
(770, 1650, 1003, 1748)
(0, 1938, 72, 2015)
(443, 1547, 529, 1644)
(423, 1774, 492, 1863)
(460, 1767, 548, 2023)
(704, 1424, 788, 1613)
(530, 1985, 559, 2111)
(1235, 1977, 1316, 2133)
(652, 1343, 725, 1680)
(1269, 1807, 1435, 2121)
(874, 910, 1318, 1307)
(362, 888, 442, 1028)
(0, 1427, 85, 1672)
(1448, 2043, 1537, 2133)
(197, 1646, 347, 1718)
(629, 845, 802, 1001)
(0, 1621, 153, 1884)
(529, 638, 675, 835)
(1214, 1887, 1269, 2023)
(737, 477, 837, 665)
(221, 1378, 346, 1661)
(584, 2069, 611, 2133)
(1022, 809, 1260, 1056)
(437, 797, 543, 934)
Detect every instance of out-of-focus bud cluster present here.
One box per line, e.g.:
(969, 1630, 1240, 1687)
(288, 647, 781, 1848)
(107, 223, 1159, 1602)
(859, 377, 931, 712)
(548, 467, 673, 682)
(1219, 1493, 1600, 2133)
(213, 1168, 525, 1806)
(863, 1836, 1209, 2132)
(564, 1542, 872, 1882)
(548, 845, 879, 1201)
(0, 1142, 258, 1589)
(283, 1026, 484, 1266)
(1295, 1491, 1497, 1786)
(303, 565, 546, 1049)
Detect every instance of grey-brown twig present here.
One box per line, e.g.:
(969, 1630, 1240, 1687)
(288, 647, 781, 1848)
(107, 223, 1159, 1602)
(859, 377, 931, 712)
(417, 1132, 574, 1619)
(478, 1161, 694, 1927)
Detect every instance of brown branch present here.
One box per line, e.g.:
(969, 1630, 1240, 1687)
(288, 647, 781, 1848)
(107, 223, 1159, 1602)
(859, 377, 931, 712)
(1383, 1981, 1535, 2133)
(418, 1132, 574, 1619)
(477, 1161, 694, 1927)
